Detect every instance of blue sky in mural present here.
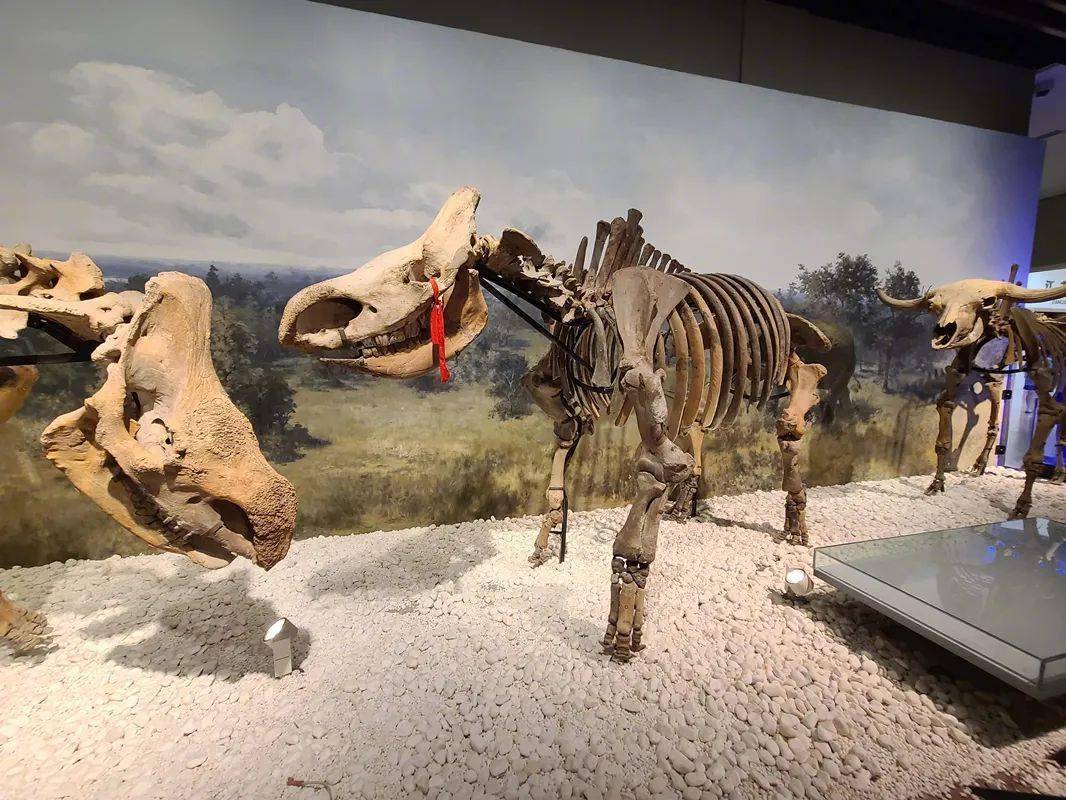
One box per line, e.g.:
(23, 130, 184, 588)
(0, 0, 1044, 288)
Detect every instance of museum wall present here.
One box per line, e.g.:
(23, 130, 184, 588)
(0, 0, 1045, 566)
(1032, 194, 1066, 271)
(329, 0, 1035, 135)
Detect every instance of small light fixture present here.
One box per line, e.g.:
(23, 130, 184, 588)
(264, 617, 298, 678)
(784, 568, 813, 598)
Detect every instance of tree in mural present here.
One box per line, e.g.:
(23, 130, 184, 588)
(791, 253, 880, 368)
(877, 261, 926, 391)
(207, 269, 325, 462)
(411, 295, 536, 419)
(788, 253, 930, 389)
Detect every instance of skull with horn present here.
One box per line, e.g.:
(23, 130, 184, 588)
(876, 278, 1066, 350)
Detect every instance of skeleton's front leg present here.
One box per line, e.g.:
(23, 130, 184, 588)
(523, 353, 580, 567)
(969, 373, 1004, 476)
(665, 426, 704, 521)
(1012, 366, 1060, 519)
(927, 350, 970, 495)
(529, 417, 579, 567)
(776, 354, 826, 546)
(602, 361, 693, 662)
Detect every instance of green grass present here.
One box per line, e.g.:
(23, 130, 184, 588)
(0, 373, 991, 567)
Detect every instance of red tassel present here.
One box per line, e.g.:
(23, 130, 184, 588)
(429, 277, 450, 383)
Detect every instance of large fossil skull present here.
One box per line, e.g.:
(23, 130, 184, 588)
(279, 187, 489, 377)
(877, 279, 1066, 350)
(40, 272, 297, 569)
(0, 245, 107, 339)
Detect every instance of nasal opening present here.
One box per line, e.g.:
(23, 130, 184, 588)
(293, 297, 364, 336)
(933, 321, 957, 347)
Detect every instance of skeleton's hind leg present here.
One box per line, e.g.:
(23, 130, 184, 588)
(1052, 406, 1066, 484)
(1012, 366, 1060, 519)
(523, 354, 580, 567)
(665, 426, 704, 521)
(777, 354, 827, 546)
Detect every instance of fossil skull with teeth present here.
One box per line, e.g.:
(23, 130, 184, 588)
(0, 261, 297, 570)
(278, 187, 490, 376)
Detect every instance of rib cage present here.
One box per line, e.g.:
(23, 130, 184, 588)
(547, 211, 792, 436)
(1011, 307, 1066, 387)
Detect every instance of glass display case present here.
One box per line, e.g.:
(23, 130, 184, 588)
(814, 518, 1066, 699)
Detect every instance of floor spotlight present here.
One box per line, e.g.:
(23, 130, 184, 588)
(264, 617, 298, 678)
(784, 567, 813, 598)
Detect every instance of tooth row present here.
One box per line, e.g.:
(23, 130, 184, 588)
(120, 473, 197, 544)
(356, 316, 429, 357)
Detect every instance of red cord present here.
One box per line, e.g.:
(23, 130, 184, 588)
(429, 278, 450, 383)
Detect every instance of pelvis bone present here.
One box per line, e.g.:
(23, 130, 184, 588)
(38, 272, 297, 569)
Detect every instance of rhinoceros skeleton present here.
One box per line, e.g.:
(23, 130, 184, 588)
(280, 187, 830, 661)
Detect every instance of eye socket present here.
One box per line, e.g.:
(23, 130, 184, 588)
(407, 263, 429, 284)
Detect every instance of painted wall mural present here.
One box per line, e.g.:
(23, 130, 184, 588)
(0, 0, 1045, 566)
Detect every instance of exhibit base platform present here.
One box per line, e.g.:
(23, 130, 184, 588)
(2, 470, 1065, 800)
(815, 518, 1066, 700)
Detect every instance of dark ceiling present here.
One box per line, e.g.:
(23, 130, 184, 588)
(775, 0, 1066, 70)
(321, 0, 1066, 71)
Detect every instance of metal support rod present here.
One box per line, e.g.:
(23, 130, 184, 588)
(0, 350, 94, 367)
(476, 267, 564, 323)
(552, 430, 582, 563)
(477, 275, 595, 371)
(0, 313, 96, 367)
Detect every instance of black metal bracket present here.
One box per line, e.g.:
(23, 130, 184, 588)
(742, 388, 791, 402)
(550, 430, 584, 563)
(476, 270, 595, 371)
(984, 366, 1031, 375)
(0, 314, 96, 367)
(554, 493, 569, 564)
(476, 266, 563, 323)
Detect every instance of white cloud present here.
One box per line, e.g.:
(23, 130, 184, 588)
(0, 8, 1043, 288)
(29, 122, 95, 165)
(2, 61, 428, 267)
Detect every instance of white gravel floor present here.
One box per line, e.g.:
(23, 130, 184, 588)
(2, 469, 1066, 800)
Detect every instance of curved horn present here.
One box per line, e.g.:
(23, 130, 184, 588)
(1003, 281, 1066, 304)
(876, 287, 929, 310)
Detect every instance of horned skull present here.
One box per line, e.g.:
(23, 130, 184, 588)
(877, 279, 1066, 350)
(3, 271, 297, 570)
(279, 187, 490, 377)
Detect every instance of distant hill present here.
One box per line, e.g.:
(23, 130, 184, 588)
(37, 251, 340, 288)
